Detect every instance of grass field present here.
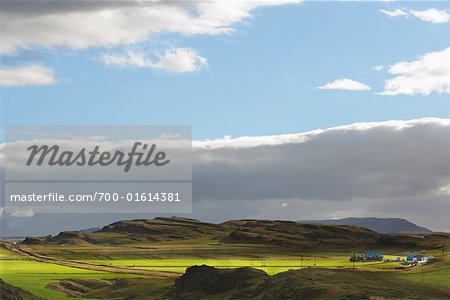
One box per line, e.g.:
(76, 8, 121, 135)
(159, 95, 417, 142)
(398, 257, 450, 289)
(0, 245, 415, 299)
(0, 259, 159, 300)
(84, 256, 407, 275)
(400, 268, 450, 289)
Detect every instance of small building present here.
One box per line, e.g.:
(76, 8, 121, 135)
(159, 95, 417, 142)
(406, 254, 425, 263)
(364, 250, 383, 261)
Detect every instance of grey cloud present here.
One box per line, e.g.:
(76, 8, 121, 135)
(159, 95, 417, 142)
(0, 0, 299, 54)
(193, 119, 450, 202)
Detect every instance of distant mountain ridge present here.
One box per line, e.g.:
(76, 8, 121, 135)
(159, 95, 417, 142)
(299, 217, 431, 234)
(22, 217, 448, 252)
(23, 217, 380, 249)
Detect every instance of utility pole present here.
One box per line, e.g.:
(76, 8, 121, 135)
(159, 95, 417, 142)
(421, 264, 424, 283)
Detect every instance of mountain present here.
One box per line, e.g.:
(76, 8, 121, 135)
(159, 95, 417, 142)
(221, 219, 380, 248)
(23, 217, 380, 249)
(23, 217, 225, 245)
(22, 217, 447, 251)
(299, 217, 431, 234)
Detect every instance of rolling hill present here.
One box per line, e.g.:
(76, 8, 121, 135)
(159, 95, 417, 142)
(43, 264, 450, 299)
(170, 265, 450, 300)
(22, 217, 449, 251)
(0, 278, 43, 300)
(23, 217, 380, 249)
(299, 217, 431, 234)
(221, 219, 380, 248)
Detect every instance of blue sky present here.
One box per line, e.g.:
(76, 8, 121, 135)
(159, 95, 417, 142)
(1, 1, 449, 140)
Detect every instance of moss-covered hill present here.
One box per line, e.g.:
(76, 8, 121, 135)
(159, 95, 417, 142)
(0, 279, 44, 300)
(22, 217, 450, 251)
(171, 265, 450, 300)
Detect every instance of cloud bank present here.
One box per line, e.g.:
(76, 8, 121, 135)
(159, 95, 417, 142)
(192, 118, 450, 202)
(190, 118, 450, 231)
(1, 118, 449, 232)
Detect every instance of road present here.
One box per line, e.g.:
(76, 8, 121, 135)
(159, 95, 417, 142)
(10, 242, 181, 278)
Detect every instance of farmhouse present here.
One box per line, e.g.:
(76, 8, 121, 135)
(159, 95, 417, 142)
(406, 254, 432, 265)
(349, 251, 383, 262)
(406, 254, 424, 263)
(364, 250, 383, 261)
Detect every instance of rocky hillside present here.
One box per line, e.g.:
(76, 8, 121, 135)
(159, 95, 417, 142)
(24, 217, 224, 245)
(170, 265, 450, 300)
(300, 217, 431, 234)
(22, 217, 448, 251)
(222, 219, 380, 248)
(0, 279, 43, 300)
(23, 217, 380, 249)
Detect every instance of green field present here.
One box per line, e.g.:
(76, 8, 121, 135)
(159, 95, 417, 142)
(85, 256, 407, 275)
(2, 217, 449, 299)
(0, 259, 157, 300)
(0, 250, 397, 299)
(400, 268, 450, 289)
(398, 258, 450, 289)
(3, 242, 446, 299)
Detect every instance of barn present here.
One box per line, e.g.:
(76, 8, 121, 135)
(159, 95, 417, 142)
(364, 250, 383, 261)
(406, 254, 425, 263)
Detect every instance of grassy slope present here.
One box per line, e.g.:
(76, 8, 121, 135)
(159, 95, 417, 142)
(398, 256, 450, 289)
(24, 217, 383, 250)
(46, 277, 174, 300)
(171, 266, 450, 300)
(23, 217, 449, 258)
(0, 278, 44, 300)
(0, 259, 161, 300)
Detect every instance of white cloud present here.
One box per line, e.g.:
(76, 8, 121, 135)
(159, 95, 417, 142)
(0, 65, 56, 87)
(380, 9, 407, 17)
(380, 8, 449, 24)
(373, 65, 384, 71)
(0, 1, 299, 55)
(10, 208, 35, 218)
(379, 47, 450, 96)
(318, 78, 371, 91)
(102, 48, 207, 73)
(410, 9, 450, 24)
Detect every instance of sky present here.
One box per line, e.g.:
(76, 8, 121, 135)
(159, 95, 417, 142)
(0, 1, 449, 235)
